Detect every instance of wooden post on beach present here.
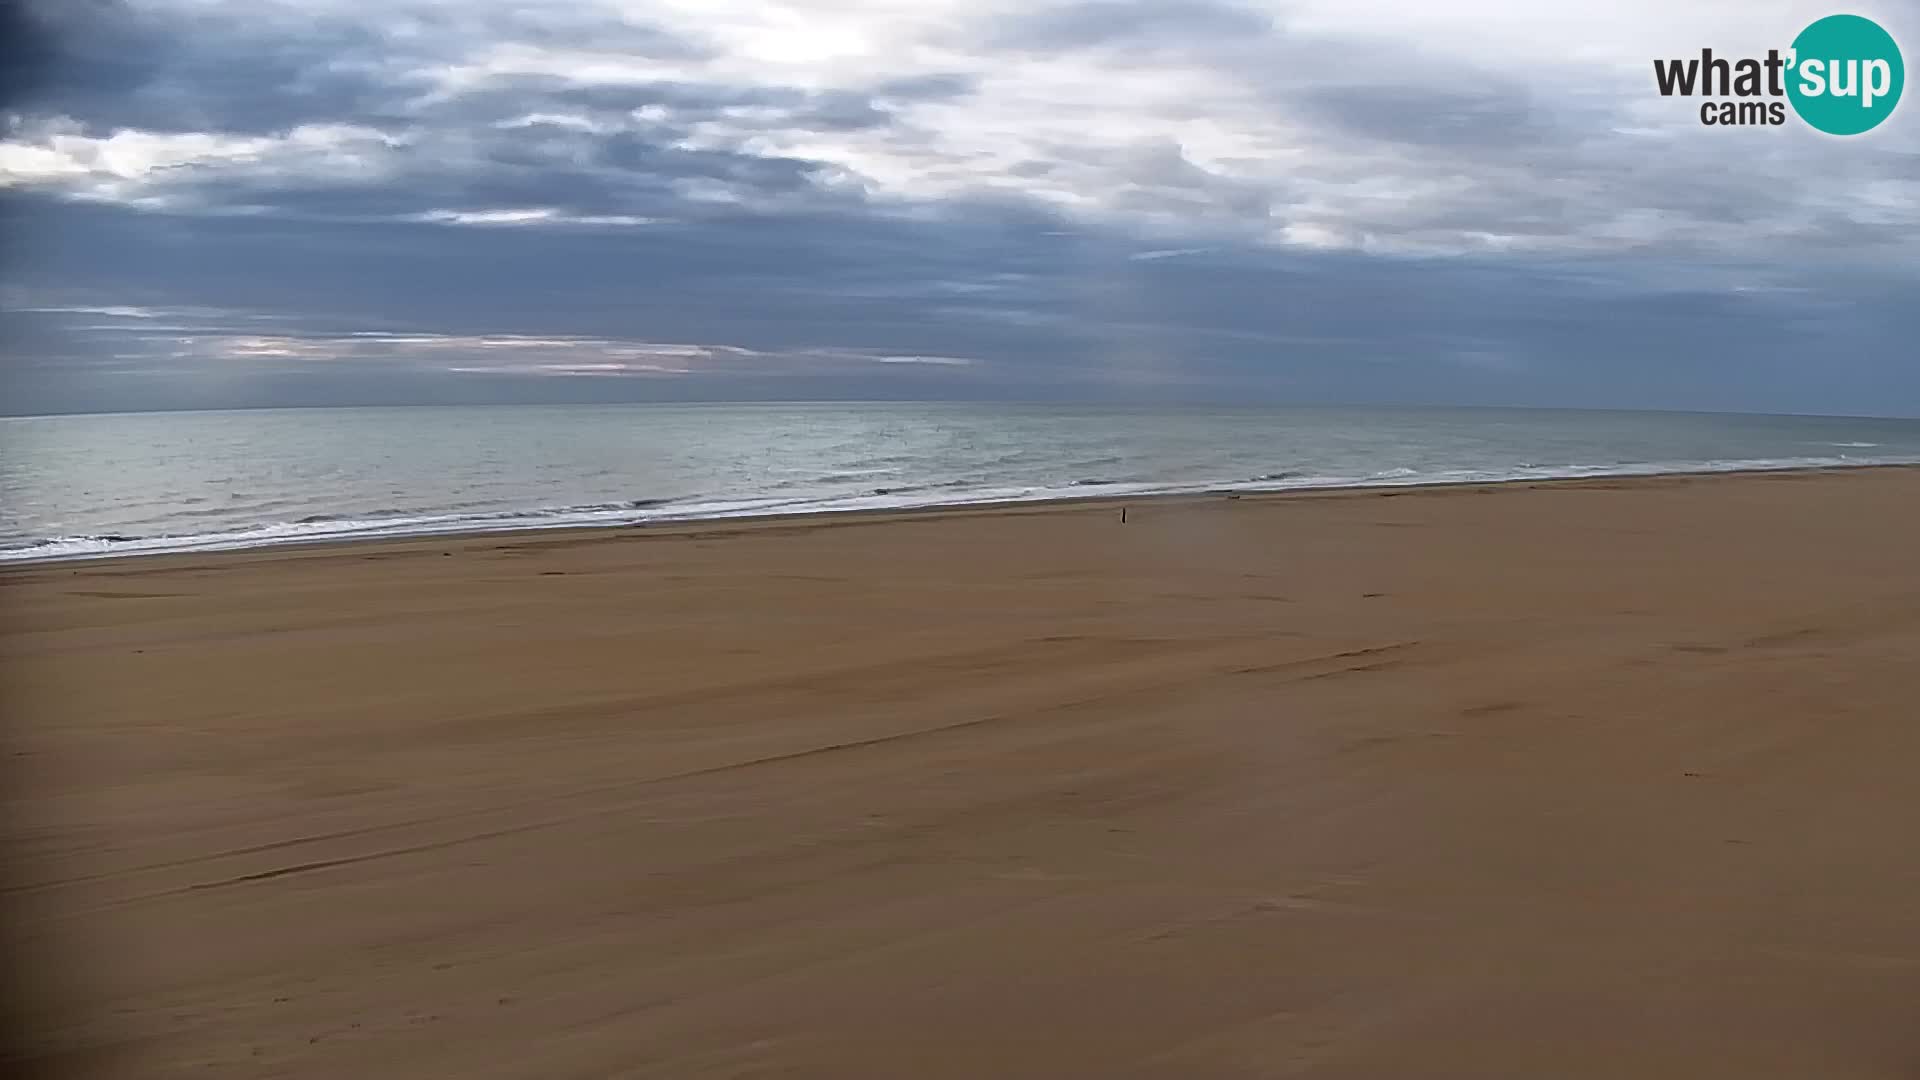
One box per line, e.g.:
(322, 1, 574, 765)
(1121, 506, 1128, 524)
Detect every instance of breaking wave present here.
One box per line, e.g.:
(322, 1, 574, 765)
(6, 453, 1914, 564)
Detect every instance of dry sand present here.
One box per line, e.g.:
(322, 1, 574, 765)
(5, 467, 1920, 1077)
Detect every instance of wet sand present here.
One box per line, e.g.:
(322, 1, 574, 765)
(5, 467, 1920, 1077)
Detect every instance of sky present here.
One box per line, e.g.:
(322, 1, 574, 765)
(2, 0, 1917, 416)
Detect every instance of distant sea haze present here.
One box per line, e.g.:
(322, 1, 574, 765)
(4, 404, 1920, 562)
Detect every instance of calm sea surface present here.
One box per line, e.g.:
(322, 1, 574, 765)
(5, 403, 1920, 561)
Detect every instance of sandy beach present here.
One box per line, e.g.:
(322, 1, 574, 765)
(5, 465, 1920, 1078)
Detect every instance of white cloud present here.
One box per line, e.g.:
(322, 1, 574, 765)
(14, 304, 167, 318)
(73, 321, 987, 380)
(411, 208, 661, 226)
(0, 119, 406, 206)
(0, 123, 272, 185)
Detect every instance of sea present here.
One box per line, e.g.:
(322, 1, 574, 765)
(4, 403, 1920, 562)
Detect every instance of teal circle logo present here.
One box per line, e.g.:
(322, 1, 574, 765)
(1787, 14, 1903, 135)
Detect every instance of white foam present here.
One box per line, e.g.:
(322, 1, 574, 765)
(3, 454, 1913, 564)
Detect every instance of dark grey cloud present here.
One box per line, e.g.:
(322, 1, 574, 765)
(13, 3, 708, 136)
(9, 185, 1916, 418)
(872, 73, 979, 104)
(1291, 83, 1559, 151)
(0, 0, 56, 106)
(182, 128, 852, 225)
(19, 13, 411, 135)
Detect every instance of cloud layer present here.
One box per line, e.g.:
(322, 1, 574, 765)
(4, 0, 1919, 414)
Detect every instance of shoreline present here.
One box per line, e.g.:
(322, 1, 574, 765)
(7, 458, 1919, 572)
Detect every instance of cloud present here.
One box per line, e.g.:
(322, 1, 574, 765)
(2, 0, 1919, 415)
(981, 0, 1276, 53)
(9, 0, 1916, 257)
